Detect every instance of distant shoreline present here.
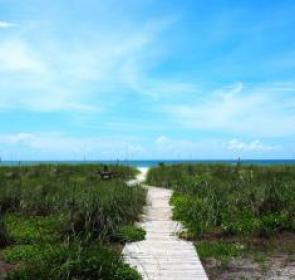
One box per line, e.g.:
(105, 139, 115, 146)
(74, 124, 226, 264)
(1, 159, 295, 167)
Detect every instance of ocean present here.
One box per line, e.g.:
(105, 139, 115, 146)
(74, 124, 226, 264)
(0, 159, 295, 168)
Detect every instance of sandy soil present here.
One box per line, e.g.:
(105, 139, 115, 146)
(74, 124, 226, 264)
(204, 253, 295, 279)
(202, 237, 295, 280)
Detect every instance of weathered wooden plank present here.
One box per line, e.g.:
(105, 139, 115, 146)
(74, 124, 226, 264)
(123, 169, 208, 280)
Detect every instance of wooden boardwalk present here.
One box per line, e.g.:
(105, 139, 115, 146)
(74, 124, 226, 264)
(123, 170, 208, 280)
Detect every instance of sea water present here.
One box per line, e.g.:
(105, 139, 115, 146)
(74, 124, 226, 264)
(0, 159, 295, 168)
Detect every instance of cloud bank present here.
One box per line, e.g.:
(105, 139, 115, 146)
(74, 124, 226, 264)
(1, 1, 295, 160)
(164, 82, 295, 137)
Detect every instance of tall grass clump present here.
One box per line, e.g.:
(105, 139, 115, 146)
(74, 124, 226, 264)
(0, 213, 9, 248)
(147, 164, 295, 238)
(0, 164, 145, 279)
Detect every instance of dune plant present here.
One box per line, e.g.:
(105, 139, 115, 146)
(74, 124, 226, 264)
(0, 164, 145, 279)
(0, 213, 9, 248)
(147, 164, 295, 238)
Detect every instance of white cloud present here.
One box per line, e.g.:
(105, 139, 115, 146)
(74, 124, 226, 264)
(152, 135, 290, 159)
(0, 21, 15, 28)
(153, 135, 229, 158)
(0, 39, 44, 73)
(227, 139, 280, 152)
(0, 133, 36, 145)
(0, 16, 175, 113)
(0, 132, 145, 160)
(155, 135, 169, 145)
(0, 132, 290, 160)
(164, 82, 295, 137)
(120, 57, 198, 100)
(154, 135, 180, 154)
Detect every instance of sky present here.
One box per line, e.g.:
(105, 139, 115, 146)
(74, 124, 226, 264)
(0, 0, 294, 160)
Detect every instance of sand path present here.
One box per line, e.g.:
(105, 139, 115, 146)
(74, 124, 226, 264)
(123, 168, 208, 280)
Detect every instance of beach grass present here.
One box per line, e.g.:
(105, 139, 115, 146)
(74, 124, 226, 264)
(0, 164, 145, 280)
(147, 163, 295, 238)
(146, 163, 295, 277)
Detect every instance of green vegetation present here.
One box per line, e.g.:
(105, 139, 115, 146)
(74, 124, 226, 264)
(114, 225, 146, 243)
(147, 164, 295, 238)
(195, 240, 245, 262)
(147, 163, 295, 268)
(0, 214, 9, 248)
(0, 164, 145, 280)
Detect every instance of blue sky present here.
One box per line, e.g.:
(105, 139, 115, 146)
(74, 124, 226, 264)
(0, 0, 294, 160)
